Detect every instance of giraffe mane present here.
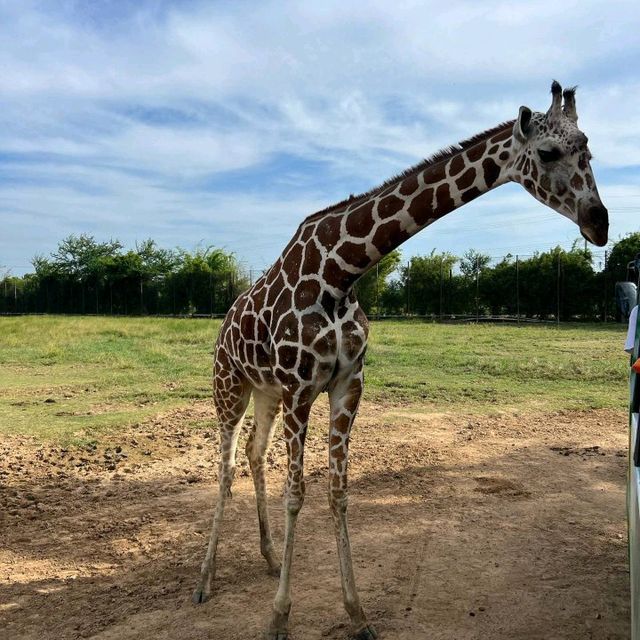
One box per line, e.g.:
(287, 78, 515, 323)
(306, 119, 516, 220)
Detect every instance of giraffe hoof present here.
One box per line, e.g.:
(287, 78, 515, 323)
(191, 586, 211, 604)
(264, 632, 288, 640)
(351, 624, 378, 640)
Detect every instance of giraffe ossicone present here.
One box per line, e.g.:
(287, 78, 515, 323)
(193, 82, 608, 639)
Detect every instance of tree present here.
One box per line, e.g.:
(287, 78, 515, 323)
(606, 232, 640, 285)
(401, 251, 457, 315)
(459, 249, 491, 278)
(354, 250, 401, 314)
(172, 246, 248, 314)
(33, 234, 124, 313)
(515, 246, 596, 319)
(480, 254, 516, 315)
(135, 239, 178, 277)
(50, 234, 122, 281)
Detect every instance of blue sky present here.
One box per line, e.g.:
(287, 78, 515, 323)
(1, 0, 639, 276)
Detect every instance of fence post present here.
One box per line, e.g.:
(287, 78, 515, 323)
(375, 262, 380, 320)
(604, 249, 608, 323)
(557, 253, 561, 325)
(516, 254, 520, 323)
(439, 258, 444, 320)
(210, 271, 213, 317)
(406, 261, 411, 315)
(475, 255, 480, 322)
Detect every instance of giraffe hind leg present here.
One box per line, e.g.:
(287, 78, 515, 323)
(266, 390, 312, 640)
(328, 363, 376, 639)
(192, 361, 251, 605)
(245, 390, 282, 575)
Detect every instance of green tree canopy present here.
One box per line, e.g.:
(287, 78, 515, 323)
(46, 234, 123, 280)
(401, 250, 457, 315)
(354, 250, 402, 314)
(606, 232, 640, 284)
(459, 249, 491, 278)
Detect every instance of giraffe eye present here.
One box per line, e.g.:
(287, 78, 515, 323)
(538, 148, 562, 163)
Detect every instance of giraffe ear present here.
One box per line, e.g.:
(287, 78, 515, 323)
(513, 106, 532, 143)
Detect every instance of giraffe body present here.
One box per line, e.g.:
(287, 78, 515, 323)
(193, 82, 608, 639)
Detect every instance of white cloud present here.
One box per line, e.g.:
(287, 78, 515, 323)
(1, 0, 639, 274)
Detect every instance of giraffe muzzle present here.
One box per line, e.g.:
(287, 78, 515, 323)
(579, 205, 609, 247)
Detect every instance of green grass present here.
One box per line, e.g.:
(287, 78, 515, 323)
(366, 320, 628, 411)
(0, 316, 217, 442)
(0, 316, 630, 443)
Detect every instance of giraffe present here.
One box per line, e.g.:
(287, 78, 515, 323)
(192, 81, 608, 639)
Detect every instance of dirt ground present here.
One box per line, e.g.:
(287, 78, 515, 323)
(1, 400, 631, 640)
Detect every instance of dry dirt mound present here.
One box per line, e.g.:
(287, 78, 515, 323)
(0, 401, 630, 639)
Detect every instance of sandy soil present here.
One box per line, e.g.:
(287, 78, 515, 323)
(0, 400, 631, 640)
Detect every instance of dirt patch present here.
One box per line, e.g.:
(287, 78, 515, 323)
(0, 401, 630, 639)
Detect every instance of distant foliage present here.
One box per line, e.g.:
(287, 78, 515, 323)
(400, 251, 458, 315)
(353, 250, 401, 315)
(2, 234, 247, 315)
(605, 232, 640, 285)
(1, 233, 637, 320)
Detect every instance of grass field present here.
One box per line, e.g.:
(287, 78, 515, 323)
(0, 315, 630, 443)
(1, 315, 631, 639)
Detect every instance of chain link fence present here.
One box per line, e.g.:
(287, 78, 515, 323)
(0, 251, 622, 322)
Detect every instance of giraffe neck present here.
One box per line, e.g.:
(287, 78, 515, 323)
(295, 121, 515, 297)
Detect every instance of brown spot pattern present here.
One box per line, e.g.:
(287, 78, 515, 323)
(407, 187, 434, 225)
(423, 162, 446, 184)
(461, 187, 481, 203)
(278, 345, 297, 369)
(297, 350, 316, 380)
(294, 280, 320, 310)
(371, 220, 408, 254)
(273, 289, 293, 318)
(490, 128, 512, 143)
(467, 142, 486, 162)
(323, 258, 352, 291)
(399, 173, 419, 196)
(301, 241, 322, 276)
(345, 202, 375, 237)
(455, 167, 476, 191)
(378, 194, 405, 219)
(448, 154, 465, 177)
(317, 217, 341, 249)
(570, 173, 584, 190)
(336, 241, 370, 269)
(482, 157, 501, 188)
(282, 243, 303, 286)
(314, 329, 336, 356)
(434, 183, 455, 217)
(585, 173, 594, 189)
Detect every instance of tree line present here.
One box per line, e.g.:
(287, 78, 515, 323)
(1, 236, 248, 316)
(2, 232, 640, 320)
(354, 233, 640, 320)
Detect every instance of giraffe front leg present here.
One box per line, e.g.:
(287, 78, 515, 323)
(329, 366, 377, 640)
(265, 392, 311, 640)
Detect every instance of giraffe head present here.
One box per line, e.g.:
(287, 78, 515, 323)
(509, 81, 608, 246)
